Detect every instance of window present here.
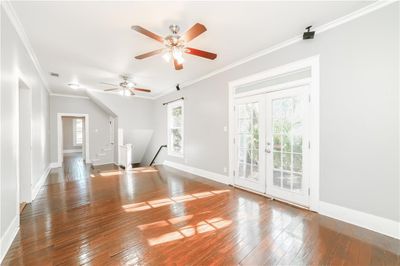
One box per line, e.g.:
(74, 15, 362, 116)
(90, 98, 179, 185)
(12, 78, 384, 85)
(73, 118, 83, 146)
(167, 100, 184, 157)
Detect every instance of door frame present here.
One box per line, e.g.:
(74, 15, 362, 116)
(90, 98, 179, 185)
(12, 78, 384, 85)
(17, 79, 33, 205)
(57, 113, 90, 166)
(228, 55, 320, 212)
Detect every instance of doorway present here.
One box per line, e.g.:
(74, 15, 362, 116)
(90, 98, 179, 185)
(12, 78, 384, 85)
(62, 116, 85, 158)
(233, 85, 311, 207)
(229, 56, 320, 210)
(18, 80, 32, 210)
(57, 113, 90, 166)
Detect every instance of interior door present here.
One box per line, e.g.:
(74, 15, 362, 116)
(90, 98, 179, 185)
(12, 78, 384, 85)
(265, 86, 310, 207)
(233, 95, 265, 193)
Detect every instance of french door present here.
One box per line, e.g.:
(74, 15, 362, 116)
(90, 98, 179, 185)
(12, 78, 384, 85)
(234, 86, 310, 207)
(233, 95, 265, 193)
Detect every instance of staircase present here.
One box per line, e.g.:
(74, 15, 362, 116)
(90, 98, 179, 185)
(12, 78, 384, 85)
(91, 144, 115, 165)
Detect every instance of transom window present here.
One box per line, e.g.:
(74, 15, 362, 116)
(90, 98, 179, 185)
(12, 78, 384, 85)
(167, 100, 184, 157)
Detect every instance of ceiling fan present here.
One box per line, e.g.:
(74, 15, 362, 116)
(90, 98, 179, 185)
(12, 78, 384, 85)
(101, 75, 151, 96)
(131, 23, 217, 70)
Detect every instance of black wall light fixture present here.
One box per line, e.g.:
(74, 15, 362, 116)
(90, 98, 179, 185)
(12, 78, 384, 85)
(303, 26, 315, 40)
(176, 84, 181, 91)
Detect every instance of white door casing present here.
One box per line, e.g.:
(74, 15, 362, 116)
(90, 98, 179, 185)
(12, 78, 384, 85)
(228, 55, 320, 211)
(57, 113, 90, 166)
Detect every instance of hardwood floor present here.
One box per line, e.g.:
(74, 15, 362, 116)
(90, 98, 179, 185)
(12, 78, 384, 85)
(2, 153, 399, 265)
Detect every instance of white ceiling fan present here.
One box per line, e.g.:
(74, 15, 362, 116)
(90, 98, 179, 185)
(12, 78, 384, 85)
(101, 75, 151, 96)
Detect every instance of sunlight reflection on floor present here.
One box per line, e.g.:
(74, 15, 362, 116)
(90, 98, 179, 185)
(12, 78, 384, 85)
(122, 190, 230, 213)
(143, 215, 232, 246)
(91, 167, 159, 178)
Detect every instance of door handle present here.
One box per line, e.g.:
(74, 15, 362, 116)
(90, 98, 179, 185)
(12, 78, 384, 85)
(265, 142, 271, 153)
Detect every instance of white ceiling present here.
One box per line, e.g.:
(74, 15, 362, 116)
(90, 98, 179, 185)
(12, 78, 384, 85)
(12, 1, 370, 97)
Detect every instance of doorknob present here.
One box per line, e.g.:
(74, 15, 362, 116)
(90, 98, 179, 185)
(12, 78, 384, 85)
(265, 142, 271, 153)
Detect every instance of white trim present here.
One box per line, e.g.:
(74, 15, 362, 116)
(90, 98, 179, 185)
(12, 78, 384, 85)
(163, 161, 229, 185)
(57, 113, 90, 165)
(50, 93, 89, 99)
(319, 201, 400, 240)
(234, 78, 312, 99)
(1, 0, 50, 93)
(0, 215, 19, 264)
(63, 149, 82, 154)
(153, 0, 396, 99)
(228, 55, 320, 212)
(49, 162, 62, 168)
(31, 165, 51, 201)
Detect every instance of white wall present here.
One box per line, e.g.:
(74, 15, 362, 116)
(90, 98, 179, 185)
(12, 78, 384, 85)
(1, 5, 50, 260)
(49, 96, 113, 165)
(143, 4, 399, 222)
(88, 91, 154, 164)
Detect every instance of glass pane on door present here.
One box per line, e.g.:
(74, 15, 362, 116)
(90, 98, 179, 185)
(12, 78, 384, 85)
(236, 102, 259, 181)
(271, 95, 304, 193)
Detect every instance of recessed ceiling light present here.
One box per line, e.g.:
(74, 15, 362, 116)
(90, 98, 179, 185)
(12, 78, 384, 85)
(68, 83, 80, 90)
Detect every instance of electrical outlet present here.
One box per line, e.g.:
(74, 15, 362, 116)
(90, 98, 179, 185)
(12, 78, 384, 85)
(223, 167, 227, 173)
(185, 158, 188, 164)
(223, 126, 227, 132)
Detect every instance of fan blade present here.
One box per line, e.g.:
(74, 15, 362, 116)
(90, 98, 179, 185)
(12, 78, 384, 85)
(131, 25, 164, 43)
(174, 59, 183, 70)
(104, 88, 119, 91)
(101, 82, 119, 86)
(134, 48, 165, 60)
(133, 88, 151, 93)
(181, 23, 207, 43)
(185, 47, 217, 60)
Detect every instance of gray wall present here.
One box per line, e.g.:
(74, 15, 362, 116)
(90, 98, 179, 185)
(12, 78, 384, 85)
(1, 6, 50, 242)
(88, 91, 154, 163)
(49, 96, 112, 164)
(143, 4, 399, 221)
(62, 117, 82, 151)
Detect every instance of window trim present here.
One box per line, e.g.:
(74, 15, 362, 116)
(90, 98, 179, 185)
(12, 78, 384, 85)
(72, 118, 83, 146)
(167, 100, 184, 157)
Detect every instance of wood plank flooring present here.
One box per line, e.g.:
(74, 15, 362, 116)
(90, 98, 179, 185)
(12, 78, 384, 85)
(2, 153, 399, 265)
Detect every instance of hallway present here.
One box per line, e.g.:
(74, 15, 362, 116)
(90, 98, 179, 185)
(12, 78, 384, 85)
(2, 156, 399, 265)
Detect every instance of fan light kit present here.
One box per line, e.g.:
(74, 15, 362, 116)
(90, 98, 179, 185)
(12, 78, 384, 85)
(101, 75, 151, 96)
(131, 23, 217, 70)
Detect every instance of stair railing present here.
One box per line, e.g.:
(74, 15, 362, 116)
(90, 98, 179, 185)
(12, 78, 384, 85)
(150, 145, 167, 166)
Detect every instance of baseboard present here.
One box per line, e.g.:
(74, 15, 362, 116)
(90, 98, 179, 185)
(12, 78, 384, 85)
(0, 215, 19, 263)
(162, 161, 399, 239)
(31, 165, 51, 201)
(163, 161, 229, 185)
(63, 149, 82, 154)
(319, 201, 400, 240)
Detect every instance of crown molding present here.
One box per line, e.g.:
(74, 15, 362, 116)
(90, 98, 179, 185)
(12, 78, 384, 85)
(154, 0, 397, 100)
(50, 93, 89, 99)
(2, 0, 51, 93)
